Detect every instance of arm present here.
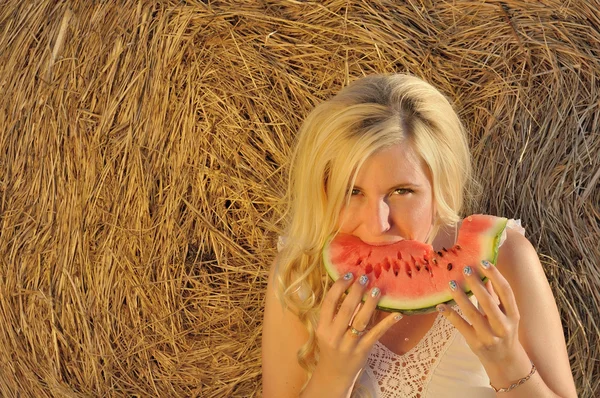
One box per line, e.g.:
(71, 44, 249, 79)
(262, 257, 311, 397)
(437, 228, 577, 397)
(485, 228, 577, 397)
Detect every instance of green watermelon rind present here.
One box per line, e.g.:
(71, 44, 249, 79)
(322, 217, 509, 315)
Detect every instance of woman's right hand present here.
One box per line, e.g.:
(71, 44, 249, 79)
(302, 272, 402, 397)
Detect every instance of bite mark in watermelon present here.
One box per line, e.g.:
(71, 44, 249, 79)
(322, 214, 508, 314)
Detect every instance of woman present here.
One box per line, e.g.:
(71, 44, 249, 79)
(262, 74, 576, 397)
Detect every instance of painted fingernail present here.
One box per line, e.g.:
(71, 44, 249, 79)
(481, 260, 491, 269)
(449, 280, 458, 291)
(359, 275, 369, 286)
(343, 272, 354, 280)
(394, 313, 403, 321)
(436, 305, 446, 313)
(463, 266, 472, 276)
(371, 287, 380, 298)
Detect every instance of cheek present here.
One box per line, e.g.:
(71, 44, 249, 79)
(389, 197, 434, 235)
(411, 199, 435, 234)
(338, 202, 360, 232)
(411, 207, 434, 230)
(390, 204, 429, 224)
(412, 199, 433, 219)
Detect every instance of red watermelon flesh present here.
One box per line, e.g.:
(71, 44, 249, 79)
(322, 214, 508, 314)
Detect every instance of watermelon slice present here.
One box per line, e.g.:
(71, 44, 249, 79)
(322, 214, 508, 314)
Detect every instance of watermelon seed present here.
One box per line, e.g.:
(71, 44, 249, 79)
(442, 247, 448, 252)
(432, 258, 438, 265)
(415, 264, 421, 271)
(456, 245, 461, 250)
(382, 257, 391, 271)
(424, 264, 433, 276)
(374, 264, 382, 279)
(406, 267, 412, 278)
(447, 263, 453, 271)
(437, 251, 443, 257)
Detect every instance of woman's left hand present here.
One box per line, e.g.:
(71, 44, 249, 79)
(435, 260, 527, 366)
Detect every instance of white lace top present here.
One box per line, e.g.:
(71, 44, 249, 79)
(353, 300, 495, 397)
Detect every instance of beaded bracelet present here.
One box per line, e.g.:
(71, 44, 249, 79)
(490, 362, 537, 393)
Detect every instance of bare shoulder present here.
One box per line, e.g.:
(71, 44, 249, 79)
(495, 227, 553, 327)
(495, 227, 543, 282)
(496, 226, 577, 397)
(262, 254, 310, 398)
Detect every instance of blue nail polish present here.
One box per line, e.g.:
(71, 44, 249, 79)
(463, 266, 472, 276)
(343, 272, 353, 280)
(481, 260, 491, 269)
(359, 275, 369, 286)
(371, 287, 380, 297)
(449, 280, 458, 291)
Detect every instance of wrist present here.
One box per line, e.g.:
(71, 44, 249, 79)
(482, 345, 533, 391)
(301, 365, 355, 398)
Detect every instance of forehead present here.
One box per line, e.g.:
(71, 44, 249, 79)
(354, 142, 431, 187)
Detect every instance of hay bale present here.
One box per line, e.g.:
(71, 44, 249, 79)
(0, 0, 597, 396)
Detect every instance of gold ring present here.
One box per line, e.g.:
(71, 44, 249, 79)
(350, 327, 366, 337)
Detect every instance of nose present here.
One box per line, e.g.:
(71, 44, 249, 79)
(362, 197, 391, 235)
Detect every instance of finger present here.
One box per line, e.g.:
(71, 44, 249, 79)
(320, 272, 356, 326)
(484, 280, 499, 304)
(350, 286, 382, 332)
(447, 275, 493, 336)
(476, 280, 498, 315)
(480, 260, 519, 320)
(332, 274, 370, 338)
(464, 265, 506, 333)
(357, 311, 403, 351)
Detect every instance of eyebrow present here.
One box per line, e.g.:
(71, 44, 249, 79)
(352, 183, 421, 191)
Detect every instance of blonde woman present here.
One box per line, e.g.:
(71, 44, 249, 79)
(262, 74, 576, 397)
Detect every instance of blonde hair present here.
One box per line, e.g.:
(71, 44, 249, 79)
(275, 74, 474, 390)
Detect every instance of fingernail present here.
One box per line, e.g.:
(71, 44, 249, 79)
(481, 260, 491, 269)
(359, 275, 369, 286)
(449, 280, 458, 291)
(394, 313, 403, 321)
(463, 266, 472, 276)
(343, 272, 353, 280)
(371, 287, 380, 298)
(436, 305, 446, 313)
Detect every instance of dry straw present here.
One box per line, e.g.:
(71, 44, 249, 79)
(0, 0, 598, 396)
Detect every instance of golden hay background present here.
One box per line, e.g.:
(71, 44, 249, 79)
(0, 0, 599, 396)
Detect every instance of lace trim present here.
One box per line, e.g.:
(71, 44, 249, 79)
(366, 307, 460, 398)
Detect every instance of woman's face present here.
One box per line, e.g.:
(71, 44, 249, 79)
(338, 142, 435, 244)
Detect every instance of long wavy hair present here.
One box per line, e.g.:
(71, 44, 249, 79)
(275, 74, 475, 393)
